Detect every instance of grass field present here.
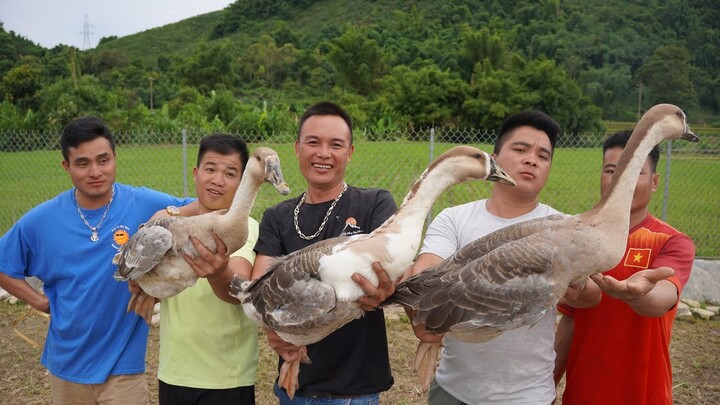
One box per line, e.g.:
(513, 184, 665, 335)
(1, 141, 718, 256)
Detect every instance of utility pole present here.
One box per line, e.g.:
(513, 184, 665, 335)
(637, 82, 643, 120)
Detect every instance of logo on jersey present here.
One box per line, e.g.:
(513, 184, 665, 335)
(112, 225, 131, 250)
(624, 248, 652, 269)
(340, 217, 364, 236)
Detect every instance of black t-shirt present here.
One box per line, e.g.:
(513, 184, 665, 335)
(255, 186, 397, 397)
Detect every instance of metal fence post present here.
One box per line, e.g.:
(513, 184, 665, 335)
(426, 127, 436, 229)
(182, 129, 188, 198)
(662, 140, 671, 221)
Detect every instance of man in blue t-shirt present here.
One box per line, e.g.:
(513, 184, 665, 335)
(0, 116, 193, 404)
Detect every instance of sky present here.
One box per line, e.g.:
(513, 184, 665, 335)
(0, 0, 235, 49)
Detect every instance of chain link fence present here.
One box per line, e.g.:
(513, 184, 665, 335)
(1, 128, 718, 257)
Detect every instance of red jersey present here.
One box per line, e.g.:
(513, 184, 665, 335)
(559, 214, 695, 405)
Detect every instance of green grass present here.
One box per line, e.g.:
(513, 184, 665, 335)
(1, 141, 718, 256)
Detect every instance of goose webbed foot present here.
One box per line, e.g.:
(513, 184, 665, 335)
(415, 341, 442, 392)
(278, 346, 310, 400)
(127, 290, 155, 325)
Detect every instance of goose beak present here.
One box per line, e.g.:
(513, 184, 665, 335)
(487, 159, 516, 186)
(266, 156, 291, 195)
(682, 128, 699, 143)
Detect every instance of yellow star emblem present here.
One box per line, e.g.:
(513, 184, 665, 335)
(633, 252, 644, 263)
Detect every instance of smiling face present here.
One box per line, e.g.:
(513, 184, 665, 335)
(61, 137, 117, 209)
(294, 114, 354, 192)
(492, 125, 553, 199)
(193, 151, 244, 213)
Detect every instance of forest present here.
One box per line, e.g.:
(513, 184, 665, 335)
(0, 0, 718, 143)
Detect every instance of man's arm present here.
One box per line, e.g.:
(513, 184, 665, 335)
(402, 252, 445, 344)
(590, 267, 677, 317)
(184, 232, 256, 304)
(554, 314, 573, 385)
(251, 253, 275, 280)
(0, 273, 49, 313)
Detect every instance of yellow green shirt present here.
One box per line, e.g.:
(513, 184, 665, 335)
(158, 218, 259, 389)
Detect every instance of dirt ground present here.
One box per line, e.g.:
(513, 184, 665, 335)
(1, 301, 718, 404)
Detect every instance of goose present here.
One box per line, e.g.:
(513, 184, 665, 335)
(113, 147, 290, 323)
(385, 103, 699, 390)
(230, 145, 516, 398)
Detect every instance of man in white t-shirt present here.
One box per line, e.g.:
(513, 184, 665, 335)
(408, 111, 597, 404)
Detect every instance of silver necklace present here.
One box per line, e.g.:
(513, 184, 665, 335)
(75, 185, 115, 242)
(294, 183, 348, 240)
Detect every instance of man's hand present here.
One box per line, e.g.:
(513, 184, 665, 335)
(265, 328, 304, 363)
(411, 319, 444, 344)
(353, 262, 395, 311)
(559, 278, 602, 308)
(183, 232, 229, 278)
(590, 267, 674, 303)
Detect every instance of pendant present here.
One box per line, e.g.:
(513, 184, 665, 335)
(91, 232, 99, 242)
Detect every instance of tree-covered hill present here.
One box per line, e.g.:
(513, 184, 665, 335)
(0, 0, 718, 140)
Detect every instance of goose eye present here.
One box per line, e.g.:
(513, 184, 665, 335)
(474, 153, 482, 159)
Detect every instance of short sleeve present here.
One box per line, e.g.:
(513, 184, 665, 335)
(231, 217, 259, 264)
(254, 205, 284, 257)
(369, 189, 397, 231)
(653, 232, 695, 292)
(0, 222, 30, 279)
(420, 208, 461, 260)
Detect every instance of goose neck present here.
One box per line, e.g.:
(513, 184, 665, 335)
(596, 127, 662, 225)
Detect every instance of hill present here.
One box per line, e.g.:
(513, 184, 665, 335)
(0, 0, 718, 133)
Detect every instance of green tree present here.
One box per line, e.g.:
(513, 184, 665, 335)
(177, 41, 236, 93)
(380, 64, 468, 128)
(241, 34, 300, 87)
(1, 56, 43, 110)
(327, 26, 387, 95)
(637, 45, 698, 109)
(459, 25, 509, 79)
(36, 75, 119, 130)
(463, 56, 602, 133)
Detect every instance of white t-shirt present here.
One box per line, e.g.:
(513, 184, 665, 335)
(420, 199, 561, 405)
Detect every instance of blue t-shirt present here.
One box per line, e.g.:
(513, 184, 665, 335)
(0, 183, 191, 384)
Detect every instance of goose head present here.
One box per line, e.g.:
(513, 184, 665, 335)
(603, 104, 698, 201)
(403, 145, 515, 206)
(438, 145, 517, 186)
(641, 103, 698, 143)
(247, 147, 291, 195)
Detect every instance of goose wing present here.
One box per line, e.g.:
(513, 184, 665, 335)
(394, 233, 563, 343)
(234, 236, 356, 335)
(447, 214, 567, 266)
(113, 217, 177, 281)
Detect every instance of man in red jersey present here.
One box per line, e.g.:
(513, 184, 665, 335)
(554, 130, 695, 404)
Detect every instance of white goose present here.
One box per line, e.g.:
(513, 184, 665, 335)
(113, 147, 290, 323)
(230, 145, 516, 398)
(386, 104, 699, 390)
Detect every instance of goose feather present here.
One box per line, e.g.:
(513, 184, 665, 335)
(113, 147, 290, 314)
(390, 103, 698, 342)
(231, 145, 516, 398)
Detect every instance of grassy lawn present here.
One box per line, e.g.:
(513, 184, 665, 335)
(1, 141, 718, 256)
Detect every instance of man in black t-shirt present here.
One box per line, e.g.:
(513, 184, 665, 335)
(252, 102, 397, 404)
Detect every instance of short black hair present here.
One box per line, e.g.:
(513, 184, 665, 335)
(494, 110, 560, 155)
(297, 101, 353, 145)
(60, 116, 115, 161)
(603, 130, 660, 172)
(197, 134, 249, 169)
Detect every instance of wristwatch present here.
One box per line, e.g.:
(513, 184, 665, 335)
(166, 206, 181, 216)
